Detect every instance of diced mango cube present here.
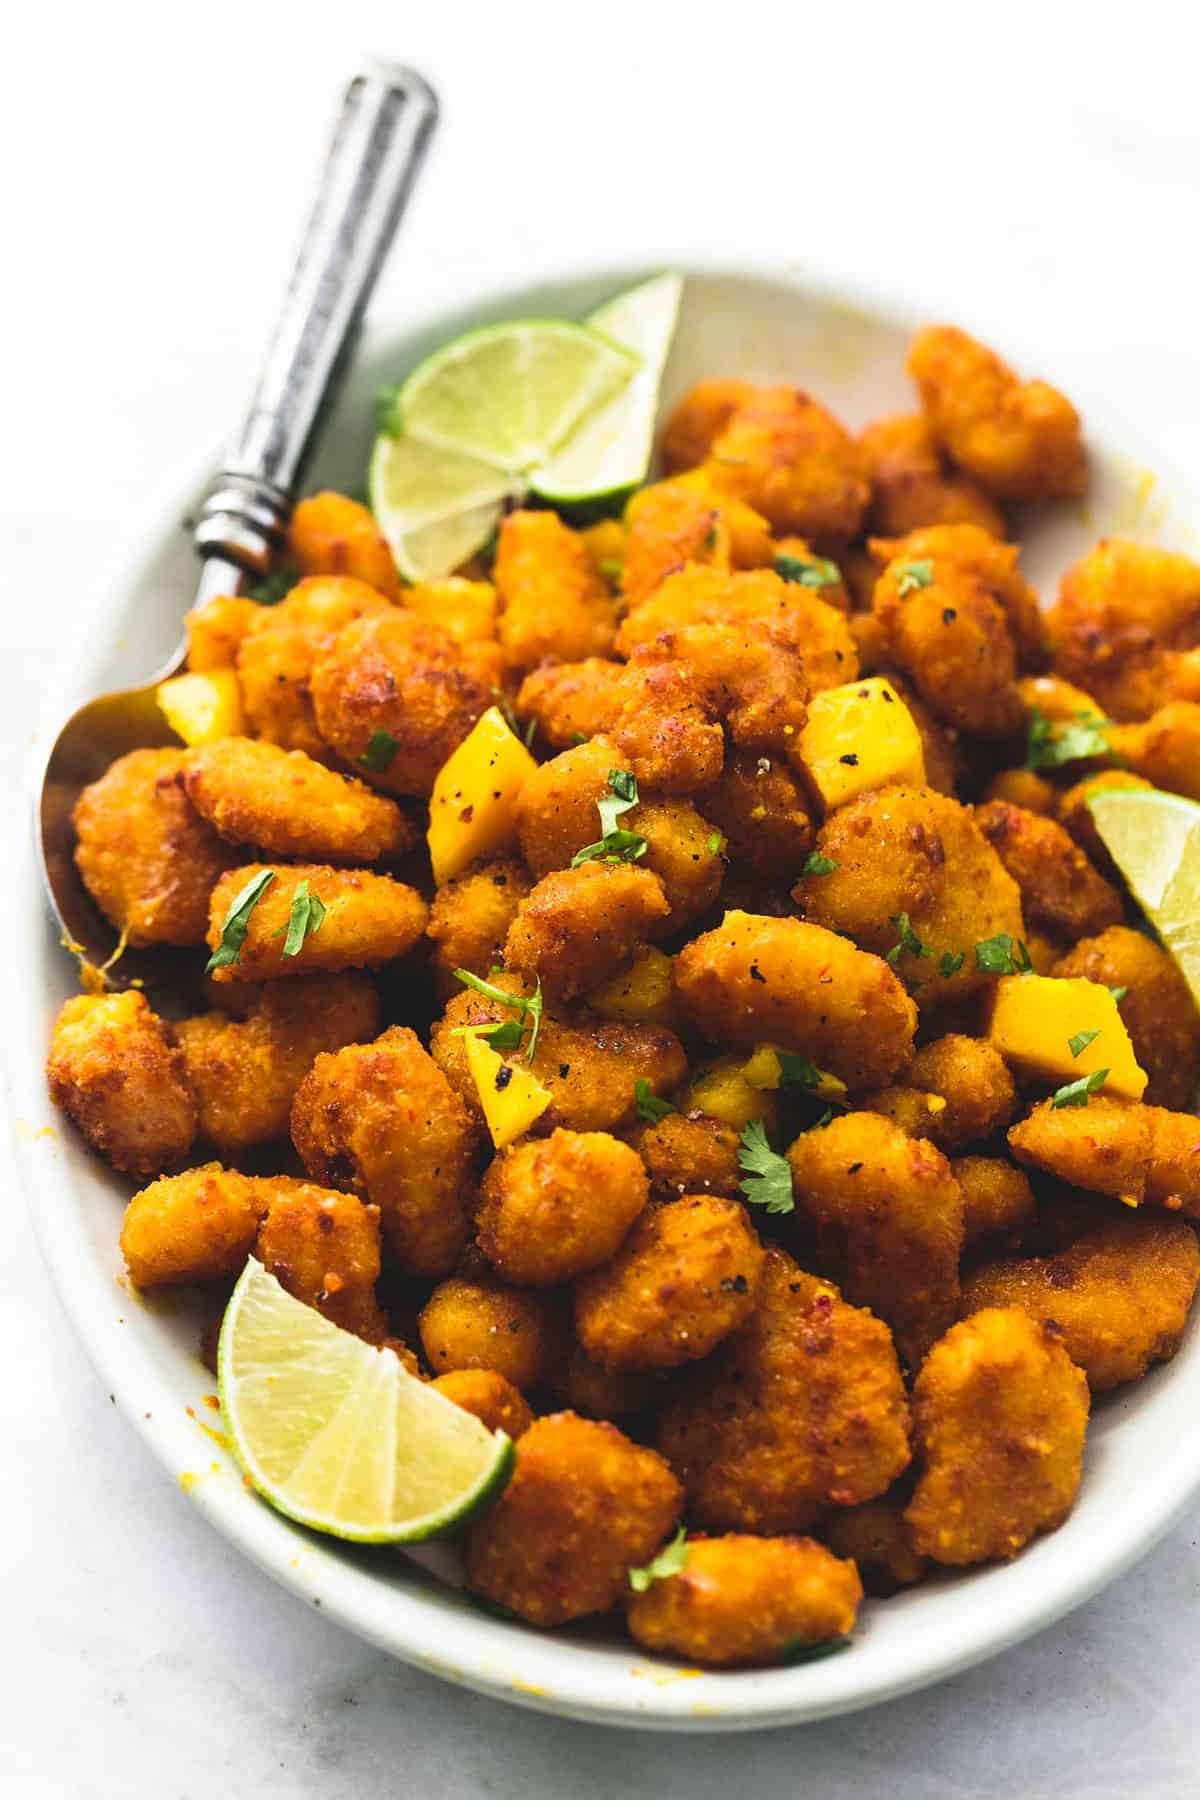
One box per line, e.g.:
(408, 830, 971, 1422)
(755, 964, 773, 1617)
(586, 948, 677, 1027)
(427, 706, 538, 886)
(795, 677, 925, 811)
(684, 1057, 778, 1131)
(463, 1028, 552, 1150)
(157, 668, 246, 744)
(402, 577, 498, 645)
(740, 1043, 848, 1101)
(988, 975, 1147, 1100)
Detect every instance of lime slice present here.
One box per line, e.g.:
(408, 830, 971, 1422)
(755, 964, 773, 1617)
(1088, 787, 1200, 1003)
(218, 1258, 514, 1542)
(533, 273, 683, 510)
(395, 320, 637, 473)
(368, 434, 512, 583)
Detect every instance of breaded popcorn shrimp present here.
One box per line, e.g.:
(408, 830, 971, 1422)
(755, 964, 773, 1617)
(493, 509, 619, 669)
(286, 491, 401, 598)
(183, 737, 413, 864)
(47, 991, 197, 1175)
(860, 413, 1006, 539)
(205, 864, 427, 981)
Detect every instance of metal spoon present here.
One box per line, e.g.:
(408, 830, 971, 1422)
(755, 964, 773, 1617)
(37, 62, 437, 991)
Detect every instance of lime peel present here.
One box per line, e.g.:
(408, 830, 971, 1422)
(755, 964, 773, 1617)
(1087, 787, 1200, 1006)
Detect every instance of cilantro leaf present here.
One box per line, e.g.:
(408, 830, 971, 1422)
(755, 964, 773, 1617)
(885, 912, 932, 966)
(1025, 706, 1113, 771)
(1051, 1068, 1109, 1108)
(453, 970, 544, 1063)
(375, 383, 401, 435)
(775, 553, 841, 589)
(737, 1120, 794, 1214)
(246, 562, 299, 606)
(895, 559, 934, 596)
(975, 933, 1033, 976)
(1108, 985, 1129, 1003)
(801, 852, 839, 877)
(628, 1526, 689, 1593)
(571, 828, 648, 867)
(359, 729, 400, 773)
(205, 870, 275, 973)
(281, 880, 326, 959)
(776, 1053, 821, 1090)
(939, 950, 965, 979)
(1067, 1028, 1100, 1058)
(571, 770, 648, 866)
(708, 831, 724, 856)
(634, 1079, 675, 1124)
(477, 1019, 526, 1051)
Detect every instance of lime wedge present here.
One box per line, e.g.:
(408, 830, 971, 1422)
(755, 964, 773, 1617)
(1088, 787, 1200, 1004)
(533, 272, 683, 509)
(218, 1259, 514, 1542)
(368, 434, 512, 583)
(394, 320, 637, 472)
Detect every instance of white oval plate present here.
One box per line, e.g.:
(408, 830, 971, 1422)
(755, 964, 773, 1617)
(14, 263, 1200, 1732)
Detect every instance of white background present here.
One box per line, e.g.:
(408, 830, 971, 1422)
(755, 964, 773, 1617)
(4, 3, 1200, 1794)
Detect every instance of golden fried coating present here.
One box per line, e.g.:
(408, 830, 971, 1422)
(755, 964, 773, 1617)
(1108, 701, 1200, 801)
(73, 747, 236, 947)
(493, 509, 619, 669)
(236, 575, 391, 756)
(606, 657, 725, 795)
(291, 1025, 473, 1275)
(1051, 927, 1200, 1110)
(464, 1412, 682, 1628)
(660, 378, 757, 474)
(183, 737, 412, 863)
(984, 768, 1058, 815)
(819, 1493, 927, 1596)
(175, 973, 380, 1153)
(700, 751, 815, 882)
(620, 476, 773, 607)
(974, 799, 1123, 944)
(552, 1345, 658, 1419)
(704, 386, 870, 540)
(674, 911, 917, 1089)
(961, 1210, 1200, 1391)
(205, 864, 427, 982)
(1049, 540, 1200, 721)
(631, 1113, 743, 1202)
(795, 787, 1024, 1009)
(860, 412, 1007, 539)
(908, 325, 1086, 501)
(576, 1195, 765, 1372)
(1055, 769, 1154, 876)
(860, 1084, 954, 1146)
(185, 595, 262, 672)
(48, 991, 197, 1176)
(418, 1270, 556, 1389)
(617, 564, 859, 696)
(477, 1129, 649, 1284)
(432, 988, 688, 1137)
(954, 1155, 1036, 1254)
(658, 1251, 911, 1533)
(788, 1112, 964, 1365)
(402, 576, 498, 646)
(120, 1162, 265, 1287)
(885, 673, 964, 796)
(632, 618, 809, 758)
(631, 799, 725, 933)
(502, 862, 671, 1004)
(874, 523, 1045, 665)
(286, 491, 401, 598)
(905, 1307, 1089, 1563)
(426, 859, 532, 999)
(255, 1181, 386, 1340)
(871, 528, 1029, 736)
(626, 1534, 862, 1668)
(905, 1034, 1018, 1151)
(309, 610, 494, 796)
(429, 1369, 534, 1439)
(515, 659, 624, 752)
(1009, 1097, 1200, 1217)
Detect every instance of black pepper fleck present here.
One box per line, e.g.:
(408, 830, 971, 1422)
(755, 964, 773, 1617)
(943, 607, 957, 623)
(839, 753, 859, 766)
(749, 964, 767, 983)
(847, 1161, 863, 1174)
(494, 1066, 513, 1091)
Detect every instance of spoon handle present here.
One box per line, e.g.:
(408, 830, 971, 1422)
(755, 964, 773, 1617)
(192, 63, 438, 580)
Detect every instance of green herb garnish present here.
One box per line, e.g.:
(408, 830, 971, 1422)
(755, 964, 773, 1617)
(776, 1053, 821, 1090)
(634, 1079, 675, 1124)
(1108, 985, 1129, 1003)
(375, 384, 401, 435)
(775, 553, 841, 589)
(1067, 1028, 1100, 1059)
(939, 950, 965, 979)
(1051, 1068, 1109, 1107)
(571, 769, 648, 866)
(359, 729, 400, 773)
(629, 1526, 689, 1593)
(247, 562, 299, 606)
(205, 870, 275, 973)
(886, 912, 932, 967)
(975, 933, 1034, 976)
(1025, 706, 1113, 771)
(737, 1120, 794, 1215)
(453, 970, 544, 1063)
(281, 880, 327, 959)
(895, 560, 934, 596)
(708, 832, 724, 856)
(777, 1636, 852, 1666)
(801, 852, 839, 877)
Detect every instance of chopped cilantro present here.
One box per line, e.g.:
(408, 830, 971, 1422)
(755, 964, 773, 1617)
(634, 1079, 675, 1124)
(895, 559, 934, 596)
(205, 870, 275, 973)
(1067, 1028, 1100, 1059)
(476, 1019, 526, 1052)
(453, 970, 544, 1063)
(281, 880, 326, 959)
(246, 562, 299, 606)
(801, 852, 839, 877)
(1108, 985, 1129, 1003)
(975, 933, 1034, 976)
(598, 557, 624, 582)
(776, 1053, 821, 1090)
(708, 831, 724, 856)
(571, 769, 648, 866)
(886, 912, 932, 967)
(939, 950, 965, 979)
(523, 715, 538, 751)
(628, 1526, 689, 1593)
(359, 729, 400, 773)
(1051, 1068, 1109, 1107)
(1025, 706, 1113, 771)
(775, 553, 841, 589)
(737, 1120, 794, 1214)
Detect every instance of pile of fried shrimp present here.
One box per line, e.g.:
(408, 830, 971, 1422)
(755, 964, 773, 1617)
(46, 320, 1200, 1671)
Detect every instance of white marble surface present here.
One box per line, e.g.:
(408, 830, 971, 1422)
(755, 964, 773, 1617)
(5, 3, 1200, 1793)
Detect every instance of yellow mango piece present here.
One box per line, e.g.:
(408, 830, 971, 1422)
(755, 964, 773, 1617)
(740, 1044, 848, 1101)
(157, 668, 246, 745)
(463, 1028, 552, 1150)
(987, 975, 1147, 1101)
(587, 948, 676, 1026)
(795, 676, 925, 811)
(684, 1058, 778, 1131)
(427, 706, 538, 887)
(402, 577, 497, 645)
